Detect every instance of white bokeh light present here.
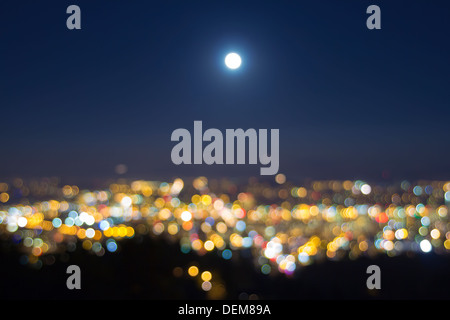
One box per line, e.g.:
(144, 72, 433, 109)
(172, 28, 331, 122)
(361, 184, 372, 195)
(420, 239, 432, 253)
(181, 211, 192, 222)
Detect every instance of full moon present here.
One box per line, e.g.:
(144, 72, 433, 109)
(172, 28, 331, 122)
(225, 52, 242, 69)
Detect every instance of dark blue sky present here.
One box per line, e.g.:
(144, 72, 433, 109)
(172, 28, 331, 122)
(1, 0, 449, 182)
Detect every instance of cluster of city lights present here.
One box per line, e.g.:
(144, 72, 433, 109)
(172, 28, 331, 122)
(1, 177, 449, 287)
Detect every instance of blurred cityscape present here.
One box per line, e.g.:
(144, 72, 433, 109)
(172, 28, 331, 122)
(1, 175, 450, 299)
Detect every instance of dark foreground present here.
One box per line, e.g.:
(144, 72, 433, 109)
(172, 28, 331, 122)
(1, 236, 449, 300)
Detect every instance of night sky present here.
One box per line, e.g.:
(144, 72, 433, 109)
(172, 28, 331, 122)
(1, 0, 449, 182)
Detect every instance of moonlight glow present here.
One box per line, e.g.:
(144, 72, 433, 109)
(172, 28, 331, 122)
(225, 53, 242, 69)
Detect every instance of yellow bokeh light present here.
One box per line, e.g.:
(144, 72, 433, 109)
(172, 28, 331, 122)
(104, 228, 112, 237)
(444, 240, 450, 250)
(359, 241, 368, 251)
(192, 239, 203, 251)
(297, 187, 307, 198)
(167, 223, 179, 235)
(201, 195, 212, 206)
(188, 266, 199, 277)
(201, 271, 212, 282)
(191, 194, 201, 204)
(77, 228, 86, 239)
(216, 222, 227, 234)
(0, 192, 9, 203)
(82, 240, 92, 250)
(275, 174, 286, 184)
(118, 226, 127, 237)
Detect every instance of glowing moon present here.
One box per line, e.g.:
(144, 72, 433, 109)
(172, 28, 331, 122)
(225, 52, 242, 69)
